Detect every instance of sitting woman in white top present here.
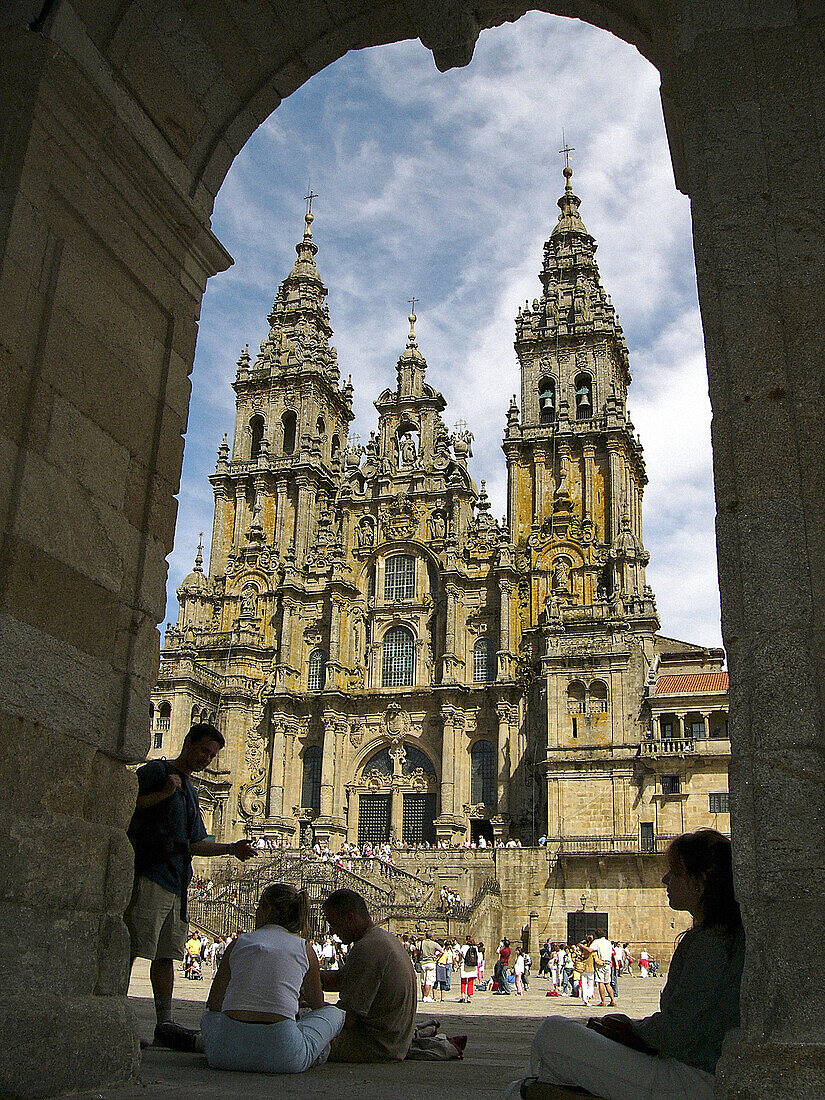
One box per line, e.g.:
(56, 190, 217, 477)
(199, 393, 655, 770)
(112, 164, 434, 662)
(201, 883, 345, 1073)
(507, 829, 745, 1100)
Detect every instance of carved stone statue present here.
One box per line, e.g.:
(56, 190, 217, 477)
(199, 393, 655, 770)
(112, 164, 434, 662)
(357, 516, 375, 547)
(429, 510, 446, 540)
(241, 585, 257, 617)
(553, 558, 571, 593)
(399, 433, 417, 466)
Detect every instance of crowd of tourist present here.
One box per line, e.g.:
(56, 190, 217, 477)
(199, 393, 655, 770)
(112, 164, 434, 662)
(126, 723, 746, 1097)
(535, 938, 659, 1005)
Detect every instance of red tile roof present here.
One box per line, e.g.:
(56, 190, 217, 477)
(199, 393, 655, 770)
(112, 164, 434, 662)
(654, 673, 729, 695)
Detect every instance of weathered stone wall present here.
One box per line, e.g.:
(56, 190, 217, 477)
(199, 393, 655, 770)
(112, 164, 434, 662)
(2, 1, 825, 1096)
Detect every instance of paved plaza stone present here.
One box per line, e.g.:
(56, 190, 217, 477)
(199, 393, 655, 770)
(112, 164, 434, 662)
(69, 964, 666, 1100)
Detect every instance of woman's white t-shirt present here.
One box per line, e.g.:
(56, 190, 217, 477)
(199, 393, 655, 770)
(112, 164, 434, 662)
(221, 924, 308, 1017)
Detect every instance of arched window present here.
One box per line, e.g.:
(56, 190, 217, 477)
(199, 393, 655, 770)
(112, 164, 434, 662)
(331, 434, 340, 463)
(473, 637, 497, 683)
(282, 410, 296, 455)
(589, 680, 608, 713)
(316, 415, 325, 437)
(249, 414, 265, 461)
(470, 740, 496, 805)
(402, 744, 437, 777)
(574, 373, 593, 420)
(384, 555, 415, 601)
(158, 701, 171, 728)
(363, 746, 394, 776)
(307, 648, 327, 692)
(149, 702, 154, 722)
(538, 376, 556, 423)
(190, 704, 199, 725)
(382, 625, 415, 687)
(566, 681, 587, 714)
(301, 746, 322, 812)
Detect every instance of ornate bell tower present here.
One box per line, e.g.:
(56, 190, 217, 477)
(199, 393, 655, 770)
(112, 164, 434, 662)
(504, 163, 660, 844)
(504, 163, 657, 630)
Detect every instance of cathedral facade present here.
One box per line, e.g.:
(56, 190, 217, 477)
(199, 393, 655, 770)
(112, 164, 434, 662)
(151, 169, 730, 860)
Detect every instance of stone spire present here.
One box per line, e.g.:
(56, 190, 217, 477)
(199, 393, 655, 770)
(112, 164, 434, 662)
(396, 308, 427, 399)
(513, 165, 628, 365)
(254, 207, 339, 382)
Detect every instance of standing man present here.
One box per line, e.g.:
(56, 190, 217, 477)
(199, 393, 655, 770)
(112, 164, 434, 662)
(320, 889, 417, 1062)
(125, 723, 256, 1048)
(587, 927, 617, 1008)
(418, 929, 442, 1002)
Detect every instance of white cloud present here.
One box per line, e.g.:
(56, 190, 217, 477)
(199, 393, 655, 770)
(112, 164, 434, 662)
(166, 14, 722, 648)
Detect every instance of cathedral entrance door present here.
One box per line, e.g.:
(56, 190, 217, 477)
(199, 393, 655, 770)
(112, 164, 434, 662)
(402, 793, 436, 844)
(567, 911, 609, 945)
(471, 819, 494, 847)
(358, 794, 391, 845)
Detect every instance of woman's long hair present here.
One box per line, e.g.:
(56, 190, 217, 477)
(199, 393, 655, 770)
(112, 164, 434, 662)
(667, 829, 742, 938)
(258, 883, 309, 936)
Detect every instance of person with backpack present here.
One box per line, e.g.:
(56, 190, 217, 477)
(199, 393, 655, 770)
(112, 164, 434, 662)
(459, 936, 479, 1002)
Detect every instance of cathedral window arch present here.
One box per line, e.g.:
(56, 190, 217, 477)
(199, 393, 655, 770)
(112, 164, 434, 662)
(301, 746, 322, 813)
(155, 700, 171, 748)
(307, 648, 327, 692)
(190, 704, 199, 725)
(384, 554, 416, 601)
(363, 746, 393, 777)
(566, 681, 587, 714)
(470, 739, 496, 805)
(402, 744, 437, 777)
(316, 415, 326, 437)
(473, 637, 497, 683)
(382, 625, 415, 687)
(589, 680, 608, 712)
(574, 372, 593, 420)
(538, 376, 556, 423)
(281, 410, 296, 455)
(249, 414, 265, 461)
(331, 433, 340, 464)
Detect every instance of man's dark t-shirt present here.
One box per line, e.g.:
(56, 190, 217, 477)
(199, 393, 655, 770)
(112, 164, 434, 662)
(128, 760, 207, 897)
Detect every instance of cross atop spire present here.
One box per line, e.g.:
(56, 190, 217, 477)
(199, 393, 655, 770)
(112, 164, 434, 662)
(408, 295, 418, 315)
(559, 131, 575, 172)
(304, 187, 318, 216)
(194, 532, 204, 573)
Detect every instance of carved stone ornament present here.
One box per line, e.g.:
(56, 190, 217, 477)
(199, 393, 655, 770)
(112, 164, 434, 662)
(292, 806, 314, 821)
(349, 721, 366, 749)
(383, 703, 410, 741)
(463, 802, 489, 818)
(379, 495, 421, 541)
(238, 715, 267, 820)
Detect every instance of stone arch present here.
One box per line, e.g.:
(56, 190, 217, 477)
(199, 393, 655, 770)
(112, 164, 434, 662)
(3, 3, 823, 1095)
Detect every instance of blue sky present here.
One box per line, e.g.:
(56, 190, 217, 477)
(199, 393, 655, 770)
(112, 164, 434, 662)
(168, 13, 722, 648)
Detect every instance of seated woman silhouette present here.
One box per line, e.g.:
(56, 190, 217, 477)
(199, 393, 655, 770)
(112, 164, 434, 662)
(201, 883, 344, 1073)
(506, 829, 745, 1100)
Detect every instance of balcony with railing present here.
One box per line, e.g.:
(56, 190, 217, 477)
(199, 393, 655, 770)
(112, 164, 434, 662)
(640, 737, 695, 757)
(555, 834, 684, 857)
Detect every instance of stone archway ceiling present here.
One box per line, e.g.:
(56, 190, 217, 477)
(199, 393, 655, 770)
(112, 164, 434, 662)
(73, 0, 667, 203)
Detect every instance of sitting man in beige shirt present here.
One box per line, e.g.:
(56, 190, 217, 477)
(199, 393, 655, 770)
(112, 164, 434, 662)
(321, 888, 417, 1062)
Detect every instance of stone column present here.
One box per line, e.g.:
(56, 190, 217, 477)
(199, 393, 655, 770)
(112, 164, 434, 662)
(267, 719, 285, 818)
(319, 716, 335, 817)
(273, 477, 290, 557)
(209, 484, 233, 576)
(582, 441, 596, 518)
(496, 704, 511, 816)
(439, 704, 457, 817)
(605, 439, 623, 542)
(664, 8, 825, 1093)
(0, 25, 231, 1098)
(534, 449, 547, 520)
(294, 477, 314, 561)
(443, 584, 459, 682)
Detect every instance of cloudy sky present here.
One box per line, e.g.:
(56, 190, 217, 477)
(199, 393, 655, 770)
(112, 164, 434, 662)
(168, 12, 723, 649)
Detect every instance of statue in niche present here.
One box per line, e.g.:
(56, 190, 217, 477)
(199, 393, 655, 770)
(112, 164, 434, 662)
(357, 516, 375, 547)
(429, 510, 446, 540)
(399, 433, 417, 467)
(241, 585, 257, 617)
(553, 558, 571, 594)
